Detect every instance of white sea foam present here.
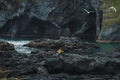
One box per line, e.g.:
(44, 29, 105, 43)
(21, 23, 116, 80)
(0, 38, 38, 53)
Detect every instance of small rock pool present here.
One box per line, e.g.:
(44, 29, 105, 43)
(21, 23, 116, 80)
(97, 43, 120, 52)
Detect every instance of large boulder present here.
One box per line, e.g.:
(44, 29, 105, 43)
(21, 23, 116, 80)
(0, 46, 48, 78)
(0, 41, 15, 51)
(28, 50, 120, 76)
(0, 0, 102, 40)
(24, 37, 99, 52)
(43, 52, 120, 75)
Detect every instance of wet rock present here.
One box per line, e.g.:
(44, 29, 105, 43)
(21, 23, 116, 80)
(26, 49, 120, 76)
(97, 24, 120, 43)
(0, 41, 15, 51)
(23, 73, 120, 80)
(6, 66, 48, 77)
(24, 37, 99, 52)
(0, 48, 48, 78)
(116, 47, 120, 53)
(42, 52, 120, 75)
(1, 42, 120, 79)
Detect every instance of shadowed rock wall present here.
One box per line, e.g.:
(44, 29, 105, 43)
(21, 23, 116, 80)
(0, 0, 102, 40)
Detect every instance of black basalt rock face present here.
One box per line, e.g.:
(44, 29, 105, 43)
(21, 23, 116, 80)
(0, 0, 102, 40)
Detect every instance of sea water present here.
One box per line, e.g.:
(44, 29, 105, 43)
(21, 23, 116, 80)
(0, 37, 120, 53)
(0, 37, 39, 53)
(97, 43, 120, 52)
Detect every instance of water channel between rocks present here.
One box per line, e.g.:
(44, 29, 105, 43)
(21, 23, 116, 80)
(0, 37, 120, 53)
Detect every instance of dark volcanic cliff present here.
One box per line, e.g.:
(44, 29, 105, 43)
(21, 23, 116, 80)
(0, 0, 102, 40)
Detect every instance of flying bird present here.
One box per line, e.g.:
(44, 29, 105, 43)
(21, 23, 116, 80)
(83, 9, 95, 14)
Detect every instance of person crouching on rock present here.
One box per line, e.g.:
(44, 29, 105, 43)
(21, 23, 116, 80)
(57, 48, 64, 58)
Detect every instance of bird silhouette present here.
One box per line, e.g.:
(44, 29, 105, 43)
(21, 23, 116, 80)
(83, 9, 95, 14)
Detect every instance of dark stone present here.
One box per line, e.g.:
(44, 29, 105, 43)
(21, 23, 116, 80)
(97, 24, 120, 43)
(1, 40, 120, 79)
(18, 73, 120, 80)
(0, 41, 15, 51)
(24, 37, 99, 51)
(0, 0, 102, 40)
(0, 45, 48, 78)
(116, 47, 120, 53)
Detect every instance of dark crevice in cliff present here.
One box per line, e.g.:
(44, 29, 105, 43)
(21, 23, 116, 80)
(0, 13, 60, 39)
(63, 12, 97, 40)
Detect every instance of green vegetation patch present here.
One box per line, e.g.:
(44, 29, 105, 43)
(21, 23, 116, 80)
(0, 0, 28, 10)
(100, 0, 120, 30)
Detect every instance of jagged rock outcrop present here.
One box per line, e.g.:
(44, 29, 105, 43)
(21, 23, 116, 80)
(0, 41, 15, 51)
(1, 40, 120, 79)
(0, 0, 102, 40)
(24, 37, 99, 53)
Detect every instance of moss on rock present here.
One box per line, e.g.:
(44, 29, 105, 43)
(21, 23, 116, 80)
(100, 0, 120, 29)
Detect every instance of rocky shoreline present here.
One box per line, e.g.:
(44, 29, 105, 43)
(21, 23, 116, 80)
(24, 37, 99, 53)
(96, 39, 120, 44)
(0, 38, 120, 80)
